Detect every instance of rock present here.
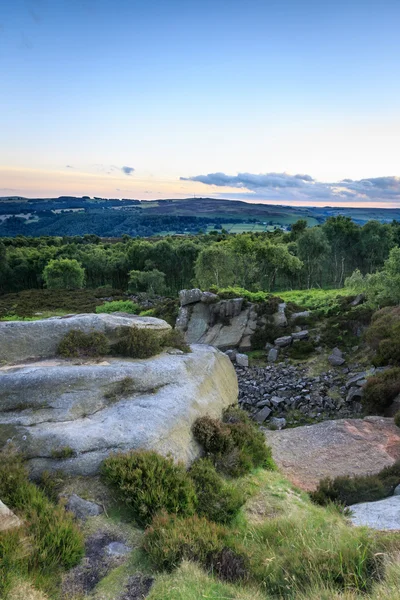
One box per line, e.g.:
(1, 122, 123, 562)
(351, 293, 365, 307)
(268, 348, 279, 362)
(394, 484, 400, 496)
(290, 311, 310, 322)
(264, 417, 400, 491)
(349, 496, 400, 530)
(105, 542, 132, 557)
(270, 396, 285, 407)
(273, 303, 287, 327)
(291, 330, 309, 341)
(0, 499, 22, 532)
(200, 291, 219, 304)
(346, 387, 364, 402)
(328, 348, 345, 366)
(274, 336, 292, 348)
(225, 349, 237, 362)
(345, 373, 367, 389)
(236, 353, 249, 367)
(254, 406, 272, 423)
(0, 313, 171, 364)
(269, 417, 286, 430)
(238, 335, 252, 352)
(175, 306, 191, 331)
(0, 345, 238, 477)
(179, 289, 203, 306)
(65, 494, 103, 520)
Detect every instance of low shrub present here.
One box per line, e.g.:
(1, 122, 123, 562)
(362, 367, 400, 415)
(101, 450, 197, 526)
(287, 340, 315, 360)
(142, 511, 227, 572)
(162, 328, 191, 353)
(395, 411, 400, 428)
(311, 461, 400, 506)
(50, 446, 75, 459)
(365, 306, 400, 365)
(57, 329, 109, 358)
(251, 323, 283, 350)
(114, 326, 162, 359)
(189, 459, 245, 524)
(192, 416, 233, 455)
(95, 299, 140, 314)
(227, 421, 274, 476)
(104, 376, 136, 401)
(151, 298, 180, 327)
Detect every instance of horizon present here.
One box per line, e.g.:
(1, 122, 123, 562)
(1, 1, 400, 206)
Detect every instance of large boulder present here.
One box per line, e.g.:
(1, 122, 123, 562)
(0, 313, 171, 364)
(264, 417, 400, 491)
(0, 345, 238, 477)
(349, 496, 400, 530)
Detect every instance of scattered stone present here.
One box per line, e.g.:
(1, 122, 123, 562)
(328, 347, 345, 366)
(225, 349, 237, 362)
(267, 348, 279, 362)
(291, 330, 309, 341)
(254, 406, 272, 423)
(349, 496, 400, 530)
(274, 335, 292, 348)
(345, 373, 367, 389)
(105, 542, 132, 557)
(0, 499, 22, 532)
(269, 417, 286, 430)
(273, 303, 288, 327)
(66, 494, 103, 520)
(346, 387, 364, 403)
(236, 353, 249, 367)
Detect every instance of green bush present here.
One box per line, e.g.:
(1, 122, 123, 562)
(226, 422, 274, 476)
(251, 323, 283, 350)
(95, 300, 140, 314)
(394, 411, 400, 428)
(0, 529, 26, 598)
(142, 511, 227, 572)
(51, 446, 75, 459)
(189, 459, 245, 524)
(101, 450, 197, 526)
(162, 328, 191, 353)
(365, 306, 400, 365)
(192, 416, 233, 455)
(287, 340, 315, 360)
(57, 329, 109, 358)
(362, 367, 400, 415)
(115, 326, 162, 359)
(311, 461, 400, 506)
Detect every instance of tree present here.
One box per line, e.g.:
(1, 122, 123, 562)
(128, 269, 166, 296)
(323, 216, 360, 287)
(289, 219, 308, 241)
(195, 244, 235, 288)
(297, 228, 330, 288)
(359, 220, 393, 273)
(42, 258, 85, 290)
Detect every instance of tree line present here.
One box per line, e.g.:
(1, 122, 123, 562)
(1, 216, 400, 296)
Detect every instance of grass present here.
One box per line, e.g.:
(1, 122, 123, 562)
(279, 288, 352, 311)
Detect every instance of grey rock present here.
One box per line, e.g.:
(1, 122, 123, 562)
(175, 306, 191, 331)
(66, 494, 103, 520)
(200, 292, 219, 304)
(0, 345, 238, 477)
(394, 485, 400, 496)
(0, 313, 171, 364)
(328, 348, 345, 366)
(225, 349, 237, 362)
(179, 289, 203, 306)
(346, 387, 364, 402)
(267, 348, 279, 362)
(274, 336, 292, 348)
(349, 496, 400, 530)
(270, 396, 285, 407)
(105, 542, 132, 557)
(290, 311, 310, 322)
(351, 294, 365, 307)
(254, 406, 272, 422)
(345, 373, 366, 389)
(236, 353, 249, 367)
(0, 499, 22, 532)
(291, 330, 309, 341)
(273, 303, 287, 327)
(269, 417, 286, 430)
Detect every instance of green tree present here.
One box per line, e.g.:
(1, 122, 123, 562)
(128, 268, 166, 295)
(195, 244, 235, 288)
(323, 216, 360, 287)
(43, 258, 85, 290)
(297, 227, 330, 288)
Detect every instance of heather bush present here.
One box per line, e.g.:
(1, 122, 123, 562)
(57, 329, 109, 358)
(101, 450, 197, 526)
(365, 306, 400, 365)
(162, 328, 191, 353)
(189, 459, 245, 524)
(362, 367, 400, 415)
(192, 416, 233, 454)
(115, 326, 162, 359)
(95, 299, 139, 314)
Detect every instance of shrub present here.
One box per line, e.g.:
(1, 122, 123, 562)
(162, 328, 191, 353)
(365, 306, 400, 365)
(114, 326, 162, 359)
(142, 512, 227, 572)
(251, 323, 282, 350)
(227, 422, 274, 476)
(287, 340, 315, 360)
(101, 450, 197, 526)
(311, 461, 400, 506)
(189, 459, 245, 524)
(51, 446, 75, 459)
(95, 300, 139, 314)
(362, 367, 400, 415)
(192, 417, 233, 455)
(57, 329, 109, 358)
(395, 411, 400, 428)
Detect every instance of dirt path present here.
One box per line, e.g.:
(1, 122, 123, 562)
(264, 416, 400, 491)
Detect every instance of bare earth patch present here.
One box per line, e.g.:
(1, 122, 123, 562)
(264, 416, 400, 491)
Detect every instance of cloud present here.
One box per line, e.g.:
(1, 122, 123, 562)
(180, 172, 400, 204)
(66, 165, 74, 169)
(122, 166, 135, 176)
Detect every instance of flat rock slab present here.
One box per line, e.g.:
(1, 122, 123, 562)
(264, 417, 400, 491)
(349, 496, 400, 530)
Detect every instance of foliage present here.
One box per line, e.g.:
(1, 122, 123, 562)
(95, 299, 139, 314)
(42, 258, 85, 290)
(366, 307, 400, 365)
(362, 368, 400, 415)
(114, 326, 162, 359)
(128, 269, 166, 296)
(394, 411, 400, 428)
(162, 328, 191, 352)
(189, 459, 246, 524)
(287, 340, 316, 359)
(57, 329, 109, 358)
(192, 416, 233, 455)
(311, 462, 400, 506)
(225, 421, 274, 476)
(50, 446, 75, 459)
(101, 450, 197, 526)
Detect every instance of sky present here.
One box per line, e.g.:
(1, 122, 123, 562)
(1, 0, 400, 206)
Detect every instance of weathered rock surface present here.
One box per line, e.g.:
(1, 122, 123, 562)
(0, 313, 171, 364)
(0, 499, 22, 531)
(65, 494, 103, 520)
(349, 496, 400, 530)
(264, 417, 400, 491)
(0, 345, 238, 477)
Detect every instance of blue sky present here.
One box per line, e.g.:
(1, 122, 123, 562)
(1, 0, 400, 205)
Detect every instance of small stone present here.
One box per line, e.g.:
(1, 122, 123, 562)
(225, 349, 237, 362)
(274, 336, 292, 348)
(291, 330, 309, 341)
(0, 500, 22, 532)
(394, 485, 400, 496)
(65, 494, 103, 520)
(270, 396, 285, 407)
(328, 348, 345, 366)
(268, 348, 279, 362)
(236, 353, 249, 367)
(254, 406, 272, 423)
(105, 542, 132, 557)
(269, 417, 286, 430)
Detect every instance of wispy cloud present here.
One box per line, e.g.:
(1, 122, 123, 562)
(180, 172, 400, 203)
(121, 165, 135, 176)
